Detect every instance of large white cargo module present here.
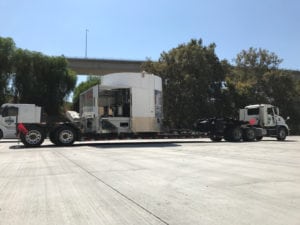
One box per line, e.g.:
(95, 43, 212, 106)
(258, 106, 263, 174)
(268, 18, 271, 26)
(80, 72, 163, 134)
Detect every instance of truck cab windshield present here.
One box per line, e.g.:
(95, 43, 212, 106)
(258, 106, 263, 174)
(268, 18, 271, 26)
(1, 106, 18, 117)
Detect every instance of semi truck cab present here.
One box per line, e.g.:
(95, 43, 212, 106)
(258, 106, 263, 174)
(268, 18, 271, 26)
(239, 104, 289, 140)
(0, 104, 42, 139)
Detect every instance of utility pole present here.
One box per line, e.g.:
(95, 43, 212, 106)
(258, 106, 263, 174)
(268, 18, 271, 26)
(85, 29, 88, 58)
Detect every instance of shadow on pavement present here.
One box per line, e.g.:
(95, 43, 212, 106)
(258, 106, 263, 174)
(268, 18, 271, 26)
(8, 138, 297, 150)
(1, 140, 20, 144)
(9, 142, 181, 150)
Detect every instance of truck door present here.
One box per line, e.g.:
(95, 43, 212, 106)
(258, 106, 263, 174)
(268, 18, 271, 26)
(1, 106, 18, 138)
(265, 106, 276, 127)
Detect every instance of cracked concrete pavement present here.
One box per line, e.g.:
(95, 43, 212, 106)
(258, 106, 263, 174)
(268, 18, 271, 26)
(0, 137, 299, 225)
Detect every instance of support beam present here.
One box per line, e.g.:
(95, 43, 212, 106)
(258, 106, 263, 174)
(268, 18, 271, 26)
(67, 57, 145, 75)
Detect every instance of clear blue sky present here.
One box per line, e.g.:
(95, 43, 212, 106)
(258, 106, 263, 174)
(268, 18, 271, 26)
(1, 0, 300, 72)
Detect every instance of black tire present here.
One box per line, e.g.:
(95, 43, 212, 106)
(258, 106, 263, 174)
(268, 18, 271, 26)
(224, 128, 232, 141)
(210, 135, 222, 142)
(231, 127, 242, 142)
(0, 129, 3, 139)
(256, 136, 263, 141)
(20, 126, 45, 147)
(277, 127, 287, 141)
(243, 128, 256, 141)
(55, 126, 76, 146)
(225, 126, 242, 142)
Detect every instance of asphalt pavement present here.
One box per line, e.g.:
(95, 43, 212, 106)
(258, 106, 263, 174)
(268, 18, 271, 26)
(0, 137, 299, 225)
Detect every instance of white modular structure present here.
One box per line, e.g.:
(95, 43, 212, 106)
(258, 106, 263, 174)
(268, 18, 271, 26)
(79, 72, 163, 134)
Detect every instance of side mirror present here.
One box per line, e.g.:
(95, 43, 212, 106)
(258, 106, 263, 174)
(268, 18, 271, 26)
(286, 116, 290, 121)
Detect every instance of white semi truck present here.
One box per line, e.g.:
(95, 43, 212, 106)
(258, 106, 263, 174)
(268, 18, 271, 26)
(0, 103, 42, 139)
(195, 104, 289, 142)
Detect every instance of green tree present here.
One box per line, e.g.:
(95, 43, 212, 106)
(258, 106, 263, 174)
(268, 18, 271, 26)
(0, 37, 15, 104)
(72, 76, 101, 112)
(142, 39, 227, 128)
(12, 49, 77, 115)
(227, 47, 283, 106)
(235, 47, 282, 72)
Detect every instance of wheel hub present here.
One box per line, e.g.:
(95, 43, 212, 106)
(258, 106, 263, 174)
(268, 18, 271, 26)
(25, 130, 42, 145)
(59, 130, 74, 144)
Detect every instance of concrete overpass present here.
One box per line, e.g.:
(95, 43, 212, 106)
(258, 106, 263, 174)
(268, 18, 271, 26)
(67, 57, 146, 75)
(66, 57, 300, 81)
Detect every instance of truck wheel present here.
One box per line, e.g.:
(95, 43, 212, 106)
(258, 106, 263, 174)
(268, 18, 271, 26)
(225, 127, 242, 142)
(277, 127, 287, 141)
(223, 131, 231, 142)
(256, 136, 263, 141)
(210, 135, 222, 142)
(232, 127, 242, 142)
(243, 128, 256, 141)
(55, 126, 76, 146)
(20, 126, 45, 147)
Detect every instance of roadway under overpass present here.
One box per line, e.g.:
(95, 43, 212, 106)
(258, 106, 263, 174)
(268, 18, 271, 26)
(67, 57, 146, 75)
